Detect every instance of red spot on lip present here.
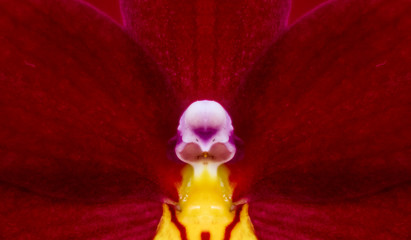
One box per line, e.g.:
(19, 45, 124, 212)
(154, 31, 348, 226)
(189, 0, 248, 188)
(168, 204, 187, 240)
(224, 204, 243, 240)
(201, 231, 211, 240)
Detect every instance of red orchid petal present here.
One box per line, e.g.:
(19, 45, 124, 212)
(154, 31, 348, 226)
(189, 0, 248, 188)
(233, 0, 411, 201)
(120, 0, 290, 105)
(249, 184, 410, 239)
(79, 0, 122, 23)
(235, 0, 411, 237)
(0, 183, 161, 239)
(0, 0, 181, 203)
(288, 0, 329, 23)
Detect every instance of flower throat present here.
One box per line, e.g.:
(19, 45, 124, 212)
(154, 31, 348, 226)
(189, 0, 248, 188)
(154, 101, 257, 240)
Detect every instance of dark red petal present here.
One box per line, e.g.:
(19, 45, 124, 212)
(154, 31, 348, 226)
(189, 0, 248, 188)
(249, 184, 410, 239)
(0, 183, 161, 239)
(231, 0, 411, 203)
(0, 0, 181, 203)
(120, 0, 290, 106)
(288, 0, 329, 23)
(80, 0, 122, 23)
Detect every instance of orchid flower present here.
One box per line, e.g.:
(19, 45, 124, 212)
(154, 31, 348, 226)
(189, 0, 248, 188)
(0, 0, 410, 239)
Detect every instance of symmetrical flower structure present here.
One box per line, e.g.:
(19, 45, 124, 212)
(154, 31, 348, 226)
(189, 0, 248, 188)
(0, 0, 410, 239)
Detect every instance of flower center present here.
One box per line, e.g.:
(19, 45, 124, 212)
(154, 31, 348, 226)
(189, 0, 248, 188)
(175, 101, 236, 177)
(154, 101, 257, 240)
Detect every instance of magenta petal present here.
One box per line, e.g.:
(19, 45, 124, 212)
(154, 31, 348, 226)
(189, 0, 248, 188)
(232, 0, 410, 201)
(0, 0, 180, 202)
(0, 183, 161, 239)
(120, 0, 290, 104)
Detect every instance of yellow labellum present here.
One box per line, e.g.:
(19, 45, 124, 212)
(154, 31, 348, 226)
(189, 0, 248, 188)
(155, 164, 257, 240)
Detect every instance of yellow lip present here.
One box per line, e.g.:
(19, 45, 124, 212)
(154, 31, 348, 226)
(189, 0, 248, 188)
(154, 164, 257, 240)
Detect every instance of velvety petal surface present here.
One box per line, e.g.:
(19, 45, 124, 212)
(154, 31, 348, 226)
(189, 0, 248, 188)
(0, 183, 162, 239)
(230, 0, 410, 237)
(288, 0, 329, 23)
(120, 0, 290, 106)
(249, 184, 410, 239)
(0, 0, 179, 237)
(80, 0, 122, 23)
